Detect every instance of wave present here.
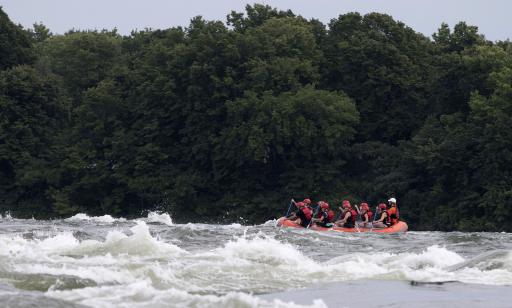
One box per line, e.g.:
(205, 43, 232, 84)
(64, 211, 174, 226)
(46, 280, 327, 308)
(199, 235, 512, 287)
(65, 213, 126, 223)
(67, 221, 185, 257)
(144, 211, 173, 226)
(0, 212, 13, 220)
(2, 218, 512, 307)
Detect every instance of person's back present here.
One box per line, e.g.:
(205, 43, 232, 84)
(387, 198, 399, 225)
(297, 205, 312, 227)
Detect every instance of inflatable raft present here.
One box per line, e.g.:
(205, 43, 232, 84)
(276, 217, 408, 233)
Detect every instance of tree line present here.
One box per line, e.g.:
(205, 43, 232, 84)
(1, 5, 511, 231)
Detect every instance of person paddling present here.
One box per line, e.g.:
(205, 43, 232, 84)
(387, 197, 399, 226)
(335, 200, 357, 228)
(356, 202, 373, 228)
(372, 203, 389, 228)
(311, 201, 334, 227)
(288, 201, 312, 227)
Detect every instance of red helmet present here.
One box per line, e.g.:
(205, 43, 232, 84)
(378, 203, 387, 210)
(297, 202, 305, 208)
(320, 202, 329, 210)
(303, 198, 311, 205)
(360, 202, 369, 211)
(342, 200, 351, 209)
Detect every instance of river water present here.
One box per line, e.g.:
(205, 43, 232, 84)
(0, 212, 511, 307)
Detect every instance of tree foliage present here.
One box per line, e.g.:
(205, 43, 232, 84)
(0, 6, 511, 231)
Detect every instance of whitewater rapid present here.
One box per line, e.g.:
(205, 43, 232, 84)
(0, 212, 511, 307)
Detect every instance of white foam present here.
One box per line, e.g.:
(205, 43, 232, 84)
(0, 231, 79, 258)
(145, 211, 173, 226)
(1, 211, 13, 220)
(70, 221, 186, 257)
(2, 217, 512, 308)
(216, 234, 317, 269)
(46, 279, 327, 308)
(65, 213, 126, 223)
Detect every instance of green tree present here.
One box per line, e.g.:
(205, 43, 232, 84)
(37, 30, 122, 99)
(0, 65, 69, 217)
(323, 12, 434, 142)
(0, 7, 33, 70)
(215, 86, 359, 220)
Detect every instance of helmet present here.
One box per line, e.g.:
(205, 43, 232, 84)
(303, 198, 312, 205)
(360, 202, 369, 211)
(388, 197, 397, 204)
(378, 203, 387, 210)
(297, 202, 305, 208)
(320, 202, 329, 210)
(342, 200, 351, 209)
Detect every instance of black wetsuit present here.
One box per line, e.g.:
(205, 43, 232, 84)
(316, 211, 330, 227)
(296, 208, 311, 227)
(342, 211, 355, 228)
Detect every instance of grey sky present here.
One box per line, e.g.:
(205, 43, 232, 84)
(1, 0, 510, 41)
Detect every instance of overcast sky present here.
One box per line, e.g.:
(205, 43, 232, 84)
(1, 0, 510, 41)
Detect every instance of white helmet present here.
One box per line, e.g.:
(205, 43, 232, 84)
(388, 197, 397, 204)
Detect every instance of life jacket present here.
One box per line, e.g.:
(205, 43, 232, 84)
(316, 211, 330, 227)
(315, 211, 324, 219)
(388, 206, 399, 225)
(342, 210, 357, 228)
(351, 209, 357, 222)
(296, 207, 312, 228)
(302, 207, 313, 221)
(362, 210, 373, 222)
(376, 210, 389, 224)
(327, 210, 335, 223)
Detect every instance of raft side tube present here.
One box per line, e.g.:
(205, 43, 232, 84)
(277, 217, 408, 233)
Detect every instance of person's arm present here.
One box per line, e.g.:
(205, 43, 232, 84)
(335, 208, 343, 222)
(320, 212, 327, 223)
(376, 212, 387, 222)
(363, 213, 369, 223)
(340, 212, 351, 224)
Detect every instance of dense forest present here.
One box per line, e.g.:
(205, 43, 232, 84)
(1, 5, 511, 231)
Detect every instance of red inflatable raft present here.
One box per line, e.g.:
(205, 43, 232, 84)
(276, 217, 408, 233)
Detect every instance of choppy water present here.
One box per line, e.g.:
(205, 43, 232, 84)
(0, 212, 511, 307)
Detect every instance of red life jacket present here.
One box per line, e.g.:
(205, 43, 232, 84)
(327, 210, 335, 223)
(342, 210, 357, 222)
(302, 207, 312, 221)
(363, 210, 373, 222)
(367, 211, 373, 221)
(376, 210, 389, 224)
(350, 209, 357, 223)
(341, 210, 357, 228)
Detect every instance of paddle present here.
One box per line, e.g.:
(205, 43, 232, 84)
(353, 205, 361, 233)
(306, 204, 320, 229)
(284, 199, 296, 217)
(354, 204, 362, 221)
(369, 206, 378, 231)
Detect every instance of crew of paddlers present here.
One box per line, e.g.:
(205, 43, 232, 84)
(285, 197, 400, 229)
